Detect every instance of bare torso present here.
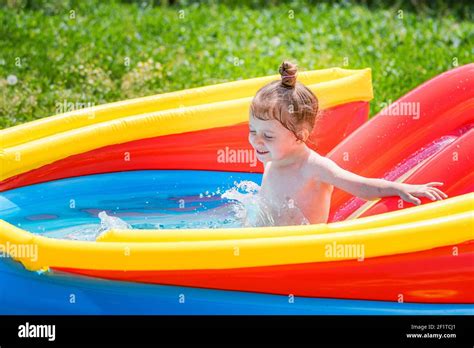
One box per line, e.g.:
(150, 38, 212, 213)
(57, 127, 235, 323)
(259, 151, 334, 226)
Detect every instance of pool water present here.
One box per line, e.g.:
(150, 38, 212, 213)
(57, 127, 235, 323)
(0, 170, 265, 240)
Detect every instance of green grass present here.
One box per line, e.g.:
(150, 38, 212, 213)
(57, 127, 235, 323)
(0, 0, 472, 129)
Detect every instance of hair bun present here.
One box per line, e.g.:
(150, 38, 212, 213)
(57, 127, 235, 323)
(279, 61, 297, 88)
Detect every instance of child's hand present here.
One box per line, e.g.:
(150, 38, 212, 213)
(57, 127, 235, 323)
(397, 182, 448, 206)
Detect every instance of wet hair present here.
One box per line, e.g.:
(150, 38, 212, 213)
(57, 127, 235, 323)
(250, 61, 319, 142)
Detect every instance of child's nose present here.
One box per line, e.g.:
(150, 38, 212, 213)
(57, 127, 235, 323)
(254, 135, 265, 145)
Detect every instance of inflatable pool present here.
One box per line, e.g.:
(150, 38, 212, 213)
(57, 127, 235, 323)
(0, 65, 473, 314)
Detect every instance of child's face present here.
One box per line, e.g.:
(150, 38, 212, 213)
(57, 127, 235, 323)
(248, 115, 302, 163)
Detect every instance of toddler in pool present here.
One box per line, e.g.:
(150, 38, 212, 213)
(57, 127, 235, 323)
(248, 61, 448, 226)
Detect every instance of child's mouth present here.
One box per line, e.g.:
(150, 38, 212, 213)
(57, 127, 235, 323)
(256, 150, 269, 155)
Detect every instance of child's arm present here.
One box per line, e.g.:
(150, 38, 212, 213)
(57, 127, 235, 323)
(315, 157, 448, 205)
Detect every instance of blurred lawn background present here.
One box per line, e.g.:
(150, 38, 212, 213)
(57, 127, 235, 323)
(0, 0, 472, 129)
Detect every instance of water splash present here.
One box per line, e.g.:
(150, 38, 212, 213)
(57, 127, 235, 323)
(221, 180, 275, 227)
(221, 180, 310, 227)
(45, 181, 308, 241)
(95, 211, 131, 239)
(54, 212, 133, 241)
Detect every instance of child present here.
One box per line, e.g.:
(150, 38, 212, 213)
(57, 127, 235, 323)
(248, 61, 448, 226)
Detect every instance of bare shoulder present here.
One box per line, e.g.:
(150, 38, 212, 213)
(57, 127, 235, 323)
(302, 151, 335, 181)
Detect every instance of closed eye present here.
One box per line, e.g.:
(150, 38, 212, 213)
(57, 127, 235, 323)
(249, 130, 273, 139)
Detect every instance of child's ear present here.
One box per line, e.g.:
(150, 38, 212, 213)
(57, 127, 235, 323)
(297, 129, 310, 142)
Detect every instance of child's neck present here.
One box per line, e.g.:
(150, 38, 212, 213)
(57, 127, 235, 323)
(271, 144, 311, 169)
